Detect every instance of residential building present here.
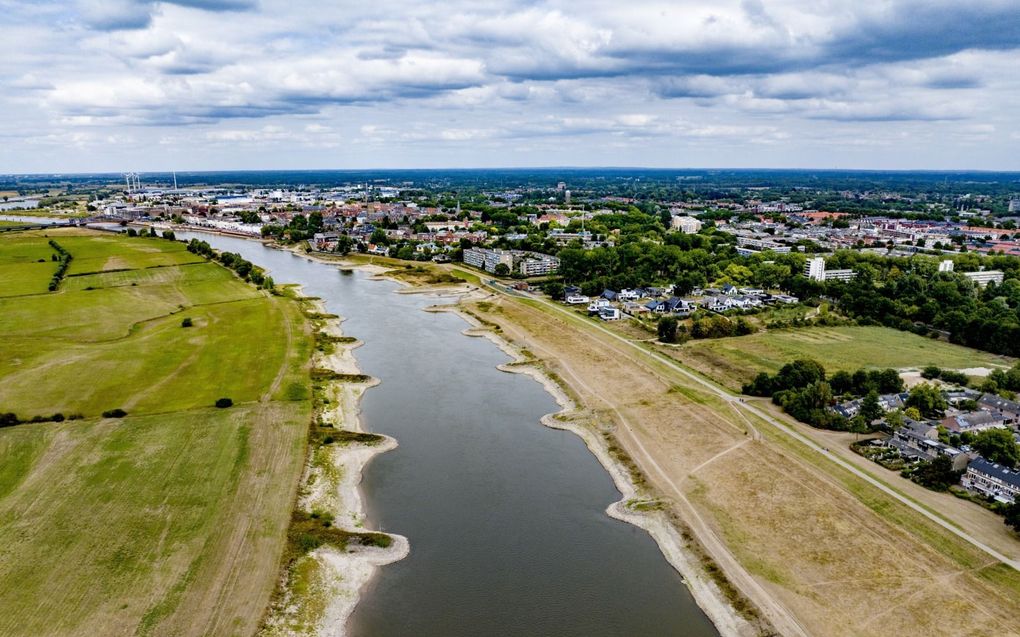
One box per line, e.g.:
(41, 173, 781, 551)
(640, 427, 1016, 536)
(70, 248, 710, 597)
(941, 411, 1006, 434)
(804, 256, 856, 282)
(962, 458, 1020, 503)
(517, 253, 560, 276)
(963, 270, 1005, 287)
(736, 236, 791, 253)
(671, 216, 703, 234)
(463, 247, 514, 273)
(804, 257, 826, 281)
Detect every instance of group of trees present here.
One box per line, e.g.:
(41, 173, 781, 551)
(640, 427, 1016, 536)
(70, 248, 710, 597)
(743, 359, 907, 432)
(828, 368, 905, 397)
(185, 239, 274, 289)
(47, 239, 71, 291)
(262, 212, 325, 243)
(0, 411, 81, 428)
(920, 366, 971, 386)
(689, 315, 755, 339)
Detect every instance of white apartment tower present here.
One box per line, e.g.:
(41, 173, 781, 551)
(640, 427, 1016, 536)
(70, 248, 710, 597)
(804, 257, 826, 281)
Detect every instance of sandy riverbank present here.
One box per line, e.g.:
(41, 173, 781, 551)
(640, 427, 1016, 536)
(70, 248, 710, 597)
(424, 300, 758, 637)
(261, 300, 407, 637)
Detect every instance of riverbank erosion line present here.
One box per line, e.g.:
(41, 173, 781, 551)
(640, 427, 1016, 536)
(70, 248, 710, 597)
(260, 296, 407, 637)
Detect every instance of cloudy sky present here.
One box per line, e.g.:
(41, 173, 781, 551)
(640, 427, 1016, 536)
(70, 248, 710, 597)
(2, 0, 1019, 173)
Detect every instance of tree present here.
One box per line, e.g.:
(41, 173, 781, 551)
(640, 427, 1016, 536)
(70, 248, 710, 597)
(181, 317, 193, 328)
(910, 455, 961, 491)
(657, 316, 679, 343)
(543, 281, 564, 300)
(1005, 500, 1020, 532)
(885, 409, 905, 430)
(775, 359, 826, 391)
(494, 263, 511, 277)
(215, 398, 234, 409)
(972, 428, 1020, 468)
(906, 383, 947, 418)
(335, 235, 353, 255)
(859, 390, 884, 423)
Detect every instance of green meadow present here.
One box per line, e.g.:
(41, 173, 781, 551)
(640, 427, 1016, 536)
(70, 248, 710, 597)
(680, 325, 1012, 390)
(0, 229, 312, 637)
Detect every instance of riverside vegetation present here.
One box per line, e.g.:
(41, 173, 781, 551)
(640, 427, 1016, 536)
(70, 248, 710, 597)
(0, 228, 313, 637)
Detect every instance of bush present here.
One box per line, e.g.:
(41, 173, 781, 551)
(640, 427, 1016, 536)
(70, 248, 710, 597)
(657, 316, 679, 343)
(181, 317, 193, 327)
(102, 408, 127, 418)
(1, 412, 21, 427)
(215, 398, 233, 409)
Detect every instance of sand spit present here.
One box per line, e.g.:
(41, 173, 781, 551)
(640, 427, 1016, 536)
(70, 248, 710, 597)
(261, 301, 407, 637)
(426, 302, 758, 637)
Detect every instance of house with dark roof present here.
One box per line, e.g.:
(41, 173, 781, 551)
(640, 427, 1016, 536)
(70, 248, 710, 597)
(888, 421, 970, 470)
(941, 411, 1006, 434)
(962, 458, 1020, 503)
(978, 394, 1020, 425)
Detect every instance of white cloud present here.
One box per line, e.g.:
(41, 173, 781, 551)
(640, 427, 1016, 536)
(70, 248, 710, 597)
(0, 0, 1017, 171)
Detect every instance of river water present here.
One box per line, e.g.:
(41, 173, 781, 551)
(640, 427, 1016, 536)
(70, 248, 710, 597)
(177, 232, 718, 637)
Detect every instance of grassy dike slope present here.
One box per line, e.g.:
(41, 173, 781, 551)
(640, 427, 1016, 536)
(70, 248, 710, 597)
(0, 229, 312, 637)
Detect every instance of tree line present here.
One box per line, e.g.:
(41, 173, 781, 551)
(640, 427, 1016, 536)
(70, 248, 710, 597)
(47, 239, 72, 291)
(186, 239, 274, 289)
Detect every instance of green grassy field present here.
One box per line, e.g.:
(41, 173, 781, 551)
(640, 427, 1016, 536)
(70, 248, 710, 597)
(0, 229, 312, 637)
(679, 325, 1013, 390)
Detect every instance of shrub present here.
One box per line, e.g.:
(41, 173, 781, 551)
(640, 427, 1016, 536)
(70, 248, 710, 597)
(215, 398, 233, 408)
(102, 408, 127, 418)
(181, 317, 193, 327)
(0, 413, 20, 427)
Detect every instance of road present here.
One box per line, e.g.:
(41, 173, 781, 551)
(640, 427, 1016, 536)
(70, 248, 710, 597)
(477, 276, 1020, 572)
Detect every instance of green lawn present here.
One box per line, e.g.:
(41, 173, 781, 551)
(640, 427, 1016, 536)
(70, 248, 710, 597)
(0, 234, 61, 297)
(680, 325, 1013, 389)
(0, 229, 312, 636)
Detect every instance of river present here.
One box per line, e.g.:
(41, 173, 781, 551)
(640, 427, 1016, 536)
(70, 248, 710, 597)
(176, 232, 719, 637)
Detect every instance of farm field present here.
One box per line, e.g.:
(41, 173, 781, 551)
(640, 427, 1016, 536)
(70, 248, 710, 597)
(678, 325, 1012, 390)
(0, 229, 312, 637)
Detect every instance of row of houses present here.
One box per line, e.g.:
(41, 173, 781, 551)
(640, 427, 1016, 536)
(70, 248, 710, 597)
(858, 390, 1020, 503)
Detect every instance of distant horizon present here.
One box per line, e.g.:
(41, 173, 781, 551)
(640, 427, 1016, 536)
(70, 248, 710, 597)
(6, 166, 1020, 179)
